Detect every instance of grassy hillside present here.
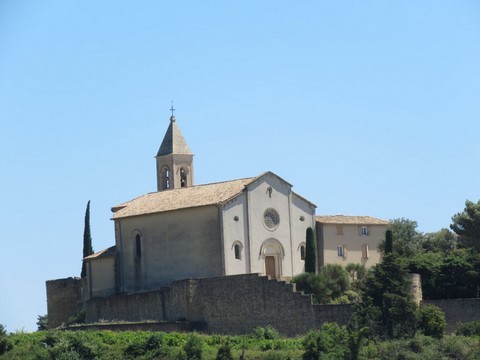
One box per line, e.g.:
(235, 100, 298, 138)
(1, 325, 480, 359)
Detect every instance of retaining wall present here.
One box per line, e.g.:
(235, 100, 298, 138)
(85, 273, 352, 336)
(424, 298, 480, 333)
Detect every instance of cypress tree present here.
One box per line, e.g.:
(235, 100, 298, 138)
(81, 200, 94, 278)
(305, 227, 316, 274)
(385, 229, 393, 255)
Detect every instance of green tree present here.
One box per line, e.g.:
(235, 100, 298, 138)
(451, 199, 480, 251)
(408, 249, 480, 299)
(363, 258, 417, 338)
(385, 230, 393, 255)
(379, 218, 422, 257)
(36, 314, 48, 331)
(81, 200, 94, 278)
(0, 324, 11, 356)
(305, 227, 316, 274)
(362, 232, 418, 338)
(421, 228, 456, 253)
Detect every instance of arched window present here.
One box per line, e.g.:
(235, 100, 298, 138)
(180, 167, 187, 188)
(300, 245, 306, 260)
(135, 233, 142, 258)
(232, 241, 243, 260)
(161, 166, 170, 190)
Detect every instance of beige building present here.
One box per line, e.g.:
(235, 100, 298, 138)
(316, 215, 389, 268)
(85, 114, 316, 298)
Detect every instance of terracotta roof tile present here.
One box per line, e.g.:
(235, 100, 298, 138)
(316, 215, 389, 225)
(112, 177, 255, 219)
(84, 246, 116, 260)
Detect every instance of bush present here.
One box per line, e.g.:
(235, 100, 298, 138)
(292, 264, 350, 304)
(302, 322, 349, 360)
(417, 304, 446, 338)
(253, 326, 280, 340)
(456, 320, 480, 336)
(215, 339, 233, 360)
(183, 333, 203, 360)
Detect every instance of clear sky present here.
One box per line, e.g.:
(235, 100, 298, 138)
(1, 1, 479, 332)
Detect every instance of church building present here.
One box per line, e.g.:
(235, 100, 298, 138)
(84, 113, 317, 299)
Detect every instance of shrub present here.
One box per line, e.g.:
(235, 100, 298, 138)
(253, 326, 280, 340)
(302, 322, 349, 360)
(292, 265, 350, 304)
(456, 320, 480, 337)
(417, 304, 446, 338)
(215, 339, 233, 360)
(183, 333, 203, 360)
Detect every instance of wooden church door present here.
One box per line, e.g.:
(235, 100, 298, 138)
(265, 256, 276, 279)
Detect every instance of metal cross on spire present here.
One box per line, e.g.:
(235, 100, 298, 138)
(169, 101, 175, 117)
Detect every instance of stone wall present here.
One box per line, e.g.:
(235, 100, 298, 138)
(85, 289, 165, 323)
(85, 273, 352, 336)
(424, 299, 480, 333)
(46, 277, 86, 329)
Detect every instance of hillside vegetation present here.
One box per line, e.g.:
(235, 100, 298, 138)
(1, 325, 480, 360)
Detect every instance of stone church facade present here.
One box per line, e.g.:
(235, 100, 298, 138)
(84, 113, 316, 300)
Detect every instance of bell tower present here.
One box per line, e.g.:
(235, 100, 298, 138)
(155, 107, 194, 191)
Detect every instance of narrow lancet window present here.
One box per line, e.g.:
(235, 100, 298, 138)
(135, 234, 142, 258)
(162, 166, 170, 190)
(180, 167, 187, 188)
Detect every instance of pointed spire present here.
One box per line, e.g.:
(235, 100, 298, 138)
(156, 105, 192, 156)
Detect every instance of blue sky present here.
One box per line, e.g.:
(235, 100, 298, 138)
(1, 1, 479, 332)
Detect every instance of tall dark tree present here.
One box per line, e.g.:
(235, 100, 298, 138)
(385, 230, 393, 255)
(451, 199, 480, 251)
(305, 227, 316, 274)
(360, 230, 417, 339)
(81, 200, 94, 278)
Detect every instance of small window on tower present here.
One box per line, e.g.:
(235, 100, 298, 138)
(162, 166, 170, 190)
(180, 167, 187, 188)
(300, 245, 306, 260)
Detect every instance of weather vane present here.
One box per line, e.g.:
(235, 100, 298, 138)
(169, 100, 175, 116)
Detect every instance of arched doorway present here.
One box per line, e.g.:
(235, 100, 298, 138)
(259, 239, 284, 279)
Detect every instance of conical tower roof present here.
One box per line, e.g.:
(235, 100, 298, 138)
(156, 115, 193, 156)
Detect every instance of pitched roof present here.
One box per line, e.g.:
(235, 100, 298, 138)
(156, 116, 192, 156)
(112, 177, 256, 219)
(84, 246, 116, 261)
(316, 215, 389, 225)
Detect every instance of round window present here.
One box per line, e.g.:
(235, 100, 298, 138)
(263, 208, 280, 230)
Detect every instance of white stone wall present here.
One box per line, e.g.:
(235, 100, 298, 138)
(222, 193, 248, 275)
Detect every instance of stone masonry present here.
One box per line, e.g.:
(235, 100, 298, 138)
(84, 273, 352, 336)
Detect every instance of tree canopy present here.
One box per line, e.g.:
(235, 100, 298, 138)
(450, 199, 480, 251)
